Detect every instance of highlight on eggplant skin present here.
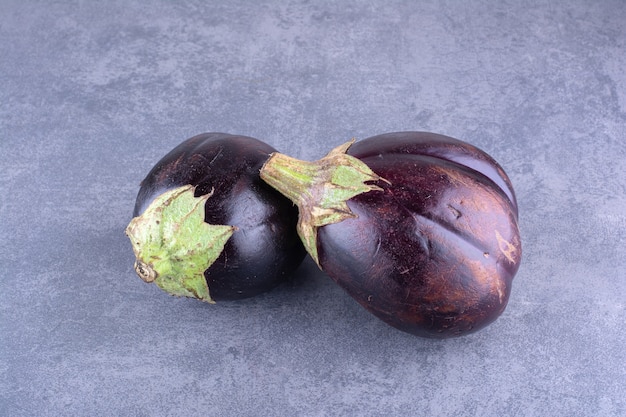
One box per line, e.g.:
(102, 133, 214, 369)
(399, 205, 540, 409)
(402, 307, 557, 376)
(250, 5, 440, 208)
(131, 132, 306, 301)
(260, 131, 522, 338)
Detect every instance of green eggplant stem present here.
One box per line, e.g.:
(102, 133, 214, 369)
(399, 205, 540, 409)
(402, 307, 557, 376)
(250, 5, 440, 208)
(260, 140, 387, 265)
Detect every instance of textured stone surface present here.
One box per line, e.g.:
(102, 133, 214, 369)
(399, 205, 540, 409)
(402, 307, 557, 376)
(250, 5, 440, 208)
(1, 1, 625, 416)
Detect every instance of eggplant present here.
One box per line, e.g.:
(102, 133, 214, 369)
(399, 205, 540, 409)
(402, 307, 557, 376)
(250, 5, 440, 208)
(126, 133, 306, 302)
(260, 131, 522, 338)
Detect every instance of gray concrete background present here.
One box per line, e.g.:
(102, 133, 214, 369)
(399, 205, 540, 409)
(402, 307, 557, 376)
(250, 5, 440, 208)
(1, 1, 625, 416)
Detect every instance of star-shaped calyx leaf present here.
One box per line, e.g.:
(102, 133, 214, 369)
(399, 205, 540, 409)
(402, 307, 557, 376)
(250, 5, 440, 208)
(125, 184, 236, 303)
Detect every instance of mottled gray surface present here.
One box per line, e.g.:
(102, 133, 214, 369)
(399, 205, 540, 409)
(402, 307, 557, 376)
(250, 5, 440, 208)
(1, 1, 625, 416)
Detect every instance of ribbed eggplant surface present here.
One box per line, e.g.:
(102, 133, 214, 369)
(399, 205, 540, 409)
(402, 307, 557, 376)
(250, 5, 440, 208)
(261, 131, 521, 338)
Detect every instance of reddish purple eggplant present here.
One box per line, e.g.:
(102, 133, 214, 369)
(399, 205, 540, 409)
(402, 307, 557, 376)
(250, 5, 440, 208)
(260, 131, 521, 338)
(126, 133, 305, 302)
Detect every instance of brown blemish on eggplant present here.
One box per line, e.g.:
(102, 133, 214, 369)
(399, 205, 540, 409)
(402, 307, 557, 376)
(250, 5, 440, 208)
(134, 260, 156, 283)
(495, 230, 518, 263)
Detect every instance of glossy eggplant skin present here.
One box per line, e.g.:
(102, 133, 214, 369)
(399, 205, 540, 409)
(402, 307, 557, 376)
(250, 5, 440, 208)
(133, 133, 306, 301)
(316, 132, 521, 338)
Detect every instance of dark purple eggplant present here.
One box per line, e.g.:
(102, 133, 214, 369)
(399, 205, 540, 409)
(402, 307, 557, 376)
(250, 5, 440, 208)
(126, 133, 305, 303)
(260, 131, 521, 338)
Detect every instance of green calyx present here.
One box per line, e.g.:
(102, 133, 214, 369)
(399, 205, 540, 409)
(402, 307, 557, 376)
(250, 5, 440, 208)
(260, 140, 386, 266)
(125, 184, 236, 303)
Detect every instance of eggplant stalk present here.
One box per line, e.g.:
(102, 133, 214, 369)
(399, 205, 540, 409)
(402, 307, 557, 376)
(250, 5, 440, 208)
(260, 140, 386, 265)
